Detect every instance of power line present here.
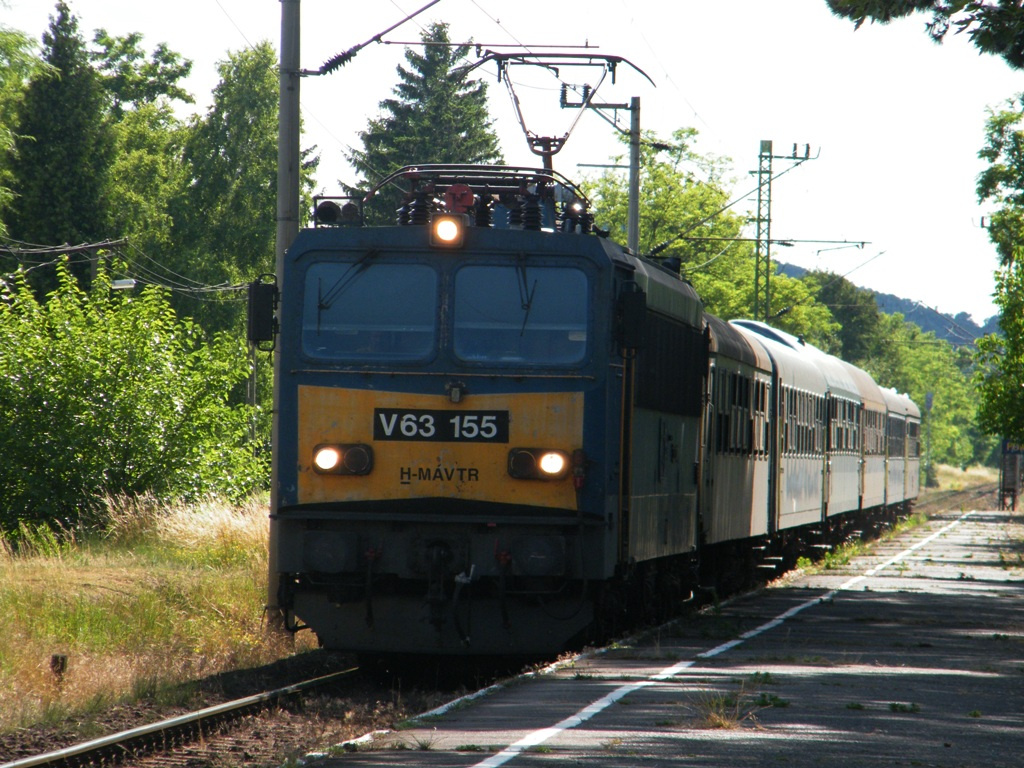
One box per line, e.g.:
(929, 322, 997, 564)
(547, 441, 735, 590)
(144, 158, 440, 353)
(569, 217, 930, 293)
(1, 236, 250, 300)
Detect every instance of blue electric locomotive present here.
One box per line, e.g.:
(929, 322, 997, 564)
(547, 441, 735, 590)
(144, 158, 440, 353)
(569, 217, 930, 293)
(265, 165, 705, 654)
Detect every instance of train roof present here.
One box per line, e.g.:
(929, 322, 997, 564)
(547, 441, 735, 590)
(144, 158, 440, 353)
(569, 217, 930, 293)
(705, 314, 771, 372)
(837, 359, 887, 412)
(730, 320, 806, 350)
(627, 257, 704, 327)
(732, 319, 860, 401)
(730, 321, 828, 392)
(881, 387, 921, 420)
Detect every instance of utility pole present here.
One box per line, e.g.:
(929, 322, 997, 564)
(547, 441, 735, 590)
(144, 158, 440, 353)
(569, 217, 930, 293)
(754, 140, 772, 322)
(268, 0, 301, 631)
(753, 140, 816, 321)
(565, 95, 642, 253)
(627, 96, 640, 255)
(277, 0, 301, 265)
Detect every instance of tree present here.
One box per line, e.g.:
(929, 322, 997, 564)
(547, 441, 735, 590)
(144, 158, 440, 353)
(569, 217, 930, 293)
(975, 266, 1024, 439)
(802, 269, 884, 362)
(86, 25, 194, 258)
(106, 102, 187, 258)
(585, 129, 837, 346)
(827, 1, 1011, 456)
(0, 261, 265, 532)
(977, 95, 1024, 268)
(3, 6, 193, 279)
(827, 1, 1024, 69)
(971, 96, 1024, 443)
(90, 28, 193, 118)
(0, 24, 44, 237)
(589, 128, 731, 256)
(860, 312, 980, 467)
(172, 41, 316, 334)
(7, 1, 113, 287)
(347, 22, 503, 222)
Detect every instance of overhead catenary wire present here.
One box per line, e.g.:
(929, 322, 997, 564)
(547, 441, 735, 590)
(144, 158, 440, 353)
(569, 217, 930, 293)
(646, 158, 814, 259)
(1, 236, 249, 300)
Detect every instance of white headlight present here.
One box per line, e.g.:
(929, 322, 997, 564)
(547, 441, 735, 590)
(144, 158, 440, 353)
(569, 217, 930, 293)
(435, 218, 460, 242)
(313, 446, 342, 471)
(538, 451, 567, 476)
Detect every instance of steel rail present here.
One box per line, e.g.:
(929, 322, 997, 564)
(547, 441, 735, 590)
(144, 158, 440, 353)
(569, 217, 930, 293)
(1, 667, 358, 768)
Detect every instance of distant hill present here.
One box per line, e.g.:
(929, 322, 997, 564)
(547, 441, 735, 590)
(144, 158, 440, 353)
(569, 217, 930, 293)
(777, 263, 1000, 346)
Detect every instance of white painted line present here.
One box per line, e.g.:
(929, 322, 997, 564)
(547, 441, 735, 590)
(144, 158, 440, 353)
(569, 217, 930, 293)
(469, 511, 977, 767)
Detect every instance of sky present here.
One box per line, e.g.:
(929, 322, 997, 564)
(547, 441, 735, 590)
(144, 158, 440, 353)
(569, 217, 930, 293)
(5, 0, 1023, 324)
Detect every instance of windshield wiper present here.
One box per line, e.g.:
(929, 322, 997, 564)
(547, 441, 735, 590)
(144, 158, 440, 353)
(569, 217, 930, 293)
(516, 262, 537, 337)
(316, 249, 378, 331)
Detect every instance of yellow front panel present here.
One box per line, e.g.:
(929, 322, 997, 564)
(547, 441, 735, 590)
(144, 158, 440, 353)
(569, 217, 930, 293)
(297, 386, 583, 510)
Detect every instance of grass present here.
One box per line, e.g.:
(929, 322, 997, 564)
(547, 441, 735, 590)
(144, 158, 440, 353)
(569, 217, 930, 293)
(931, 464, 997, 492)
(677, 677, 789, 730)
(888, 702, 921, 714)
(692, 689, 758, 729)
(0, 494, 318, 734)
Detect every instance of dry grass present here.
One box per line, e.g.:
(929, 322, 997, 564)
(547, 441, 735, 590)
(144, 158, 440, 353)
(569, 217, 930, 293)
(0, 496, 317, 734)
(680, 680, 768, 730)
(934, 463, 998, 491)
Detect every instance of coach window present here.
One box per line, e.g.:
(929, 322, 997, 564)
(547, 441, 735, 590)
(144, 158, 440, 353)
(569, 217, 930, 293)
(887, 416, 906, 458)
(819, 396, 827, 452)
(302, 262, 437, 361)
(453, 265, 588, 365)
(907, 420, 921, 457)
(754, 380, 768, 456)
(785, 387, 797, 455)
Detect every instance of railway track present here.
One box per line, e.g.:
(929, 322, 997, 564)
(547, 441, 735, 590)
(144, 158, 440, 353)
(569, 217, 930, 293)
(914, 481, 997, 514)
(0, 668, 357, 768)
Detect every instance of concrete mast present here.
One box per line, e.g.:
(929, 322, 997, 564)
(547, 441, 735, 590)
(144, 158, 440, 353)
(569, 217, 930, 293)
(268, 0, 301, 627)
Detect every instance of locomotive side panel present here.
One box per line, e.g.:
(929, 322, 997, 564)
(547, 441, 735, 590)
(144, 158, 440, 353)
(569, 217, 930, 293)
(622, 263, 706, 562)
(626, 407, 699, 560)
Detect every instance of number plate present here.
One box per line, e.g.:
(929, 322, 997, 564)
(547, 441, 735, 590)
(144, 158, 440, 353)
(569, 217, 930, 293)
(373, 408, 509, 443)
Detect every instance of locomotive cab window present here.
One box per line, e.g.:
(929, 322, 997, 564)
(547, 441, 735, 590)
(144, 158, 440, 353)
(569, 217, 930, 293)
(302, 261, 438, 361)
(453, 265, 588, 365)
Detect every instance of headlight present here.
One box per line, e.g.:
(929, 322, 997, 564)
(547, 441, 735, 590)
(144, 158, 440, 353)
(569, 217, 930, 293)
(538, 451, 567, 475)
(430, 213, 469, 248)
(508, 448, 571, 481)
(312, 443, 374, 475)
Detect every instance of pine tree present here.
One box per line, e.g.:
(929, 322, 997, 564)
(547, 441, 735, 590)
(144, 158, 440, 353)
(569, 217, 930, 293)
(8, 2, 113, 287)
(347, 22, 502, 223)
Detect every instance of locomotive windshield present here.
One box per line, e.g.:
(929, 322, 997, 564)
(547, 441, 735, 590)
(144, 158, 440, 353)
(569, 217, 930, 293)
(302, 261, 437, 361)
(301, 260, 588, 365)
(453, 265, 588, 365)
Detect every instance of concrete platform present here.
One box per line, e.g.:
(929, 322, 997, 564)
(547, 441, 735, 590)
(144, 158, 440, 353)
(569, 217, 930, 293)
(305, 509, 1024, 767)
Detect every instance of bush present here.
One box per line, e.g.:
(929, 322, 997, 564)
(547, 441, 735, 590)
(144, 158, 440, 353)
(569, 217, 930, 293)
(0, 261, 266, 533)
